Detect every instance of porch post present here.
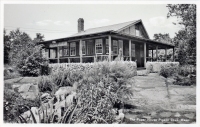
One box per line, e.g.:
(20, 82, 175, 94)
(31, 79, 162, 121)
(129, 40, 132, 61)
(156, 45, 158, 61)
(108, 35, 112, 62)
(79, 39, 83, 63)
(144, 42, 146, 68)
(165, 48, 167, 62)
(151, 49, 153, 62)
(57, 46, 60, 63)
(173, 47, 175, 62)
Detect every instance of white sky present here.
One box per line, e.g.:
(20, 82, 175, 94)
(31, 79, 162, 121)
(4, 4, 183, 41)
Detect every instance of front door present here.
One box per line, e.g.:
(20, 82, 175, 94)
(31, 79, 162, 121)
(135, 43, 144, 67)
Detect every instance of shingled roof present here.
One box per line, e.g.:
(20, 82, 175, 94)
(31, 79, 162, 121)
(71, 20, 140, 37)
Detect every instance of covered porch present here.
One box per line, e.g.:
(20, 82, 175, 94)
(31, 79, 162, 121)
(44, 32, 175, 68)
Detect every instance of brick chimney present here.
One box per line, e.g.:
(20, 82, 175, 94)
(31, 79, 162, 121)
(78, 18, 84, 32)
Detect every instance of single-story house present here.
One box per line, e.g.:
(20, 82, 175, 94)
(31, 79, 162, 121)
(39, 18, 175, 68)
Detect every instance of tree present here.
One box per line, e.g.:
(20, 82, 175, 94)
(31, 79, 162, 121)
(4, 29, 11, 64)
(153, 33, 173, 44)
(167, 4, 196, 65)
(33, 33, 45, 44)
(8, 28, 33, 65)
(152, 33, 173, 61)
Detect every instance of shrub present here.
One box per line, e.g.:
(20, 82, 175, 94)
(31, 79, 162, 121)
(147, 62, 179, 73)
(4, 88, 40, 123)
(34, 61, 135, 123)
(159, 64, 179, 78)
(37, 76, 57, 94)
(17, 45, 49, 77)
(4, 66, 20, 80)
(69, 61, 134, 123)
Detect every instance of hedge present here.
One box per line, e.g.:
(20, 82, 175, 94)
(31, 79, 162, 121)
(49, 61, 137, 76)
(146, 62, 179, 73)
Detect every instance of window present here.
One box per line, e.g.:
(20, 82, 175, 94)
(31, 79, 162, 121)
(70, 42, 76, 56)
(135, 25, 140, 37)
(82, 41, 86, 55)
(106, 39, 109, 54)
(50, 49, 56, 58)
(113, 40, 118, 54)
(60, 43, 69, 56)
(95, 39, 103, 54)
(131, 43, 135, 57)
(87, 40, 94, 55)
(136, 29, 140, 36)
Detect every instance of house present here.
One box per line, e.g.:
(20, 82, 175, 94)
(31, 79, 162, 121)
(39, 18, 175, 68)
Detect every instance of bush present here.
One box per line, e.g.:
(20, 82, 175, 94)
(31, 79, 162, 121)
(159, 64, 179, 78)
(4, 88, 40, 123)
(37, 76, 57, 94)
(34, 61, 135, 123)
(69, 61, 134, 123)
(147, 62, 179, 73)
(17, 45, 49, 77)
(4, 66, 20, 80)
(159, 64, 196, 86)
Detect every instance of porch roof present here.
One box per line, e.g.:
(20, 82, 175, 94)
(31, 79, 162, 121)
(39, 19, 174, 48)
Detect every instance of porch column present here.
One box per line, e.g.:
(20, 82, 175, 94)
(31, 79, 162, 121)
(57, 46, 60, 63)
(79, 39, 83, 63)
(108, 35, 112, 62)
(173, 47, 175, 62)
(144, 42, 146, 68)
(129, 40, 132, 61)
(156, 45, 158, 61)
(165, 48, 167, 62)
(151, 49, 153, 62)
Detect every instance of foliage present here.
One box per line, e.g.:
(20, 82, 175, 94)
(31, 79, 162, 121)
(4, 66, 20, 80)
(167, 4, 196, 65)
(159, 64, 179, 78)
(37, 76, 57, 94)
(8, 29, 33, 66)
(153, 33, 173, 44)
(33, 61, 135, 124)
(4, 29, 48, 76)
(146, 62, 179, 73)
(71, 61, 134, 123)
(33, 33, 45, 44)
(16, 44, 49, 76)
(159, 63, 196, 86)
(4, 87, 40, 123)
(4, 29, 11, 64)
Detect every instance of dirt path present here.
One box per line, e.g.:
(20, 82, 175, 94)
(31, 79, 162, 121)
(124, 73, 196, 124)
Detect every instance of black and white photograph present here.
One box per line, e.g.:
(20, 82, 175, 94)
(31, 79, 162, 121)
(2, 1, 197, 125)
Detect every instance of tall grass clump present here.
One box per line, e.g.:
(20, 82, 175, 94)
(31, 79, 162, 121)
(30, 61, 135, 124)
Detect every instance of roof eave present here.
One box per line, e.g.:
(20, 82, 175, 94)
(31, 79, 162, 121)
(111, 31, 174, 47)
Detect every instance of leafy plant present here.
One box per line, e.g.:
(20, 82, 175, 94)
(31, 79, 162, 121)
(17, 45, 49, 76)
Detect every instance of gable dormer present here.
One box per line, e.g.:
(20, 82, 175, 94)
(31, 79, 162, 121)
(117, 20, 149, 39)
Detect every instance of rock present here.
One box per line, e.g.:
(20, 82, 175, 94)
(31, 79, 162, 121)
(17, 83, 39, 100)
(184, 113, 195, 119)
(174, 112, 181, 117)
(18, 83, 33, 93)
(55, 86, 74, 101)
(160, 112, 172, 118)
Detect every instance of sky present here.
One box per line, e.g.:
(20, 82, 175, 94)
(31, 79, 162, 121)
(4, 4, 183, 41)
